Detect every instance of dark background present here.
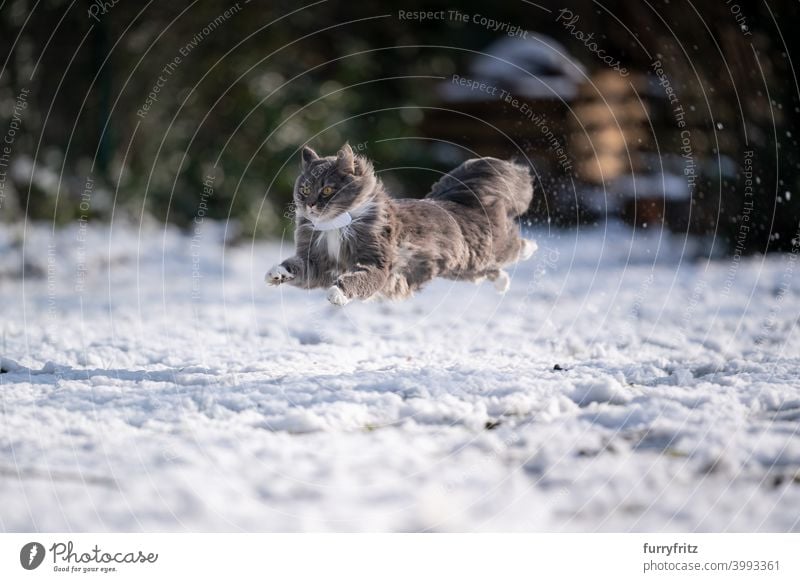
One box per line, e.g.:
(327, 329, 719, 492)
(1, 0, 798, 252)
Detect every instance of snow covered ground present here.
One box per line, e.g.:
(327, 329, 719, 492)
(1, 220, 799, 532)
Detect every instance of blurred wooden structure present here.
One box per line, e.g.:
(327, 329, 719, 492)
(421, 36, 724, 229)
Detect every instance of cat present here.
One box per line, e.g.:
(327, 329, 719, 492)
(265, 143, 537, 305)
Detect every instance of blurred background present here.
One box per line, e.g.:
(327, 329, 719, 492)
(0, 0, 798, 252)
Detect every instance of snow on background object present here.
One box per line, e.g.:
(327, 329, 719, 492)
(438, 35, 586, 102)
(1, 221, 799, 531)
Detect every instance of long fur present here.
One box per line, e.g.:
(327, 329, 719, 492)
(265, 144, 535, 303)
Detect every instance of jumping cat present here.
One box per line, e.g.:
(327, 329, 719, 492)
(265, 144, 537, 305)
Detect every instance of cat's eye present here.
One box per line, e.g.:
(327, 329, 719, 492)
(321, 186, 334, 196)
(299, 185, 310, 196)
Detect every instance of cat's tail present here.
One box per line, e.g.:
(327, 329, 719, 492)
(425, 157, 533, 218)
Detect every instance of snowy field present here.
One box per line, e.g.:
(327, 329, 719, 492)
(1, 221, 799, 532)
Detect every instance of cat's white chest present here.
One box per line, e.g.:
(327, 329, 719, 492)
(323, 229, 342, 260)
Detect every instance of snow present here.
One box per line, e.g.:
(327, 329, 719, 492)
(438, 34, 586, 102)
(1, 220, 799, 532)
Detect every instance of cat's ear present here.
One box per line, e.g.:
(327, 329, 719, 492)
(301, 146, 319, 170)
(336, 143, 355, 174)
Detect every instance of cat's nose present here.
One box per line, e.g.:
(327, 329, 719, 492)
(307, 202, 316, 210)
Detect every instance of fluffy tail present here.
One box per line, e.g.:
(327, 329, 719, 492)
(425, 157, 533, 218)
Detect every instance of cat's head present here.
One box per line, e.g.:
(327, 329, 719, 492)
(293, 143, 376, 222)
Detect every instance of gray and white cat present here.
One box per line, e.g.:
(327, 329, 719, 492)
(266, 143, 537, 305)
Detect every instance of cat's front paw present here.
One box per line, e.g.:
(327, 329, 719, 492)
(326, 285, 350, 306)
(265, 265, 294, 286)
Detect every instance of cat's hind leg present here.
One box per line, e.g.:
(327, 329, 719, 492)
(485, 269, 511, 293)
(518, 239, 538, 261)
